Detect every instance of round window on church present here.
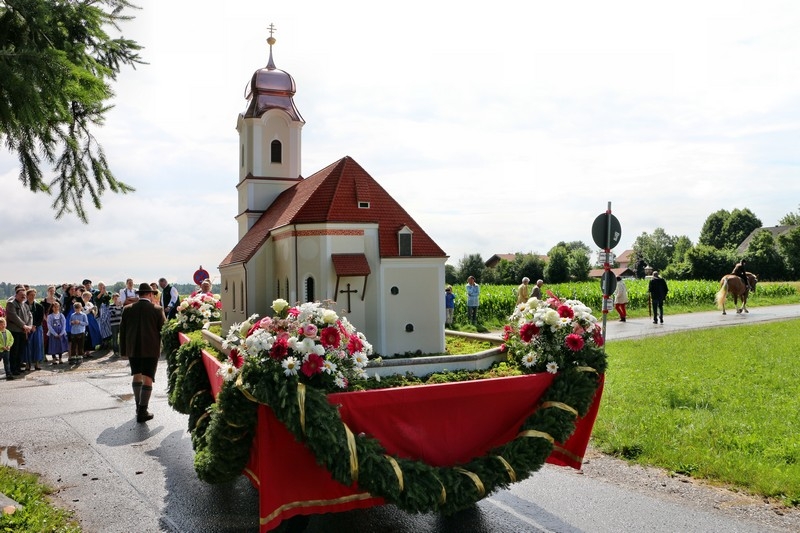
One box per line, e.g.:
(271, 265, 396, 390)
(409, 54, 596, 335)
(390, 286, 399, 295)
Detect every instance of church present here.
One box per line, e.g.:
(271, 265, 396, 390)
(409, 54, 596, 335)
(218, 33, 448, 356)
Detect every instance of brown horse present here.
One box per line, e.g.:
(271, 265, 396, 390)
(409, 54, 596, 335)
(715, 272, 758, 315)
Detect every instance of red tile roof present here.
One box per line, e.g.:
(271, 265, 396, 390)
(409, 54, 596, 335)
(331, 253, 371, 276)
(220, 156, 446, 267)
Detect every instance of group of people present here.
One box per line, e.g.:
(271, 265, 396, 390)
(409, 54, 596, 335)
(612, 271, 668, 324)
(443, 276, 545, 327)
(1, 276, 200, 423)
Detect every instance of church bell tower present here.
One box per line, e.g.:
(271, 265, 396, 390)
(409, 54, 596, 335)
(235, 25, 305, 239)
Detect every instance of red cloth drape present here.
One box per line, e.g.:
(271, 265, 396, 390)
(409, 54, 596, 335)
(194, 346, 603, 532)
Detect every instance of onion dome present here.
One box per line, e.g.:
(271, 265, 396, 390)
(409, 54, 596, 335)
(243, 33, 304, 122)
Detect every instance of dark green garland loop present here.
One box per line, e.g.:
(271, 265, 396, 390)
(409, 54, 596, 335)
(162, 328, 606, 511)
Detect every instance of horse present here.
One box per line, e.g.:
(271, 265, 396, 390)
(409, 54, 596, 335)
(715, 272, 758, 315)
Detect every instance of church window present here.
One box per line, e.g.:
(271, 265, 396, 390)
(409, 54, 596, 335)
(271, 140, 282, 163)
(232, 282, 236, 309)
(358, 201, 370, 209)
(240, 281, 244, 312)
(276, 279, 280, 298)
(241, 144, 244, 168)
(285, 278, 290, 301)
(398, 226, 413, 256)
(305, 276, 315, 303)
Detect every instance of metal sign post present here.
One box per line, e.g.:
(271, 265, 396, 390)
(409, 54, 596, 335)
(591, 203, 622, 351)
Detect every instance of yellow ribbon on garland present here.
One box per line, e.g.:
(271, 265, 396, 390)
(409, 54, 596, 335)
(344, 423, 359, 484)
(235, 374, 260, 403)
(455, 468, 486, 498)
(576, 366, 597, 373)
(540, 401, 578, 417)
(297, 382, 307, 436)
(493, 455, 517, 482)
(187, 358, 199, 373)
(384, 455, 404, 492)
(516, 429, 555, 444)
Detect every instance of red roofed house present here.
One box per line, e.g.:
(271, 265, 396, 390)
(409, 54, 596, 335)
(218, 35, 447, 356)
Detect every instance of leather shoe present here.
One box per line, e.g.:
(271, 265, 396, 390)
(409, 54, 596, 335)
(137, 409, 154, 423)
(5, 375, 14, 381)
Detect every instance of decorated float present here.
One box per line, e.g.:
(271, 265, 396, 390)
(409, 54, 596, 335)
(163, 294, 606, 532)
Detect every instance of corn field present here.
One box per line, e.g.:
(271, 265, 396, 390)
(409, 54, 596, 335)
(450, 280, 798, 324)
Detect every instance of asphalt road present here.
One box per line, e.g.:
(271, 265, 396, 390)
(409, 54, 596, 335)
(1, 304, 799, 532)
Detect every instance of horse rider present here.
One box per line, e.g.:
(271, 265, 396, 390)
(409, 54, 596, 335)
(732, 259, 750, 291)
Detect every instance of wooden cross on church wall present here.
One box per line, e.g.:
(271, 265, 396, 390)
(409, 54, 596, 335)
(339, 283, 358, 313)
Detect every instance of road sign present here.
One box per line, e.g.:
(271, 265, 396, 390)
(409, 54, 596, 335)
(597, 251, 616, 265)
(591, 213, 622, 250)
(601, 270, 617, 296)
(193, 266, 210, 285)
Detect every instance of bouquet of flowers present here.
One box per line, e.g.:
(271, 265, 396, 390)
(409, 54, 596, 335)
(220, 299, 373, 391)
(175, 293, 222, 331)
(502, 293, 604, 374)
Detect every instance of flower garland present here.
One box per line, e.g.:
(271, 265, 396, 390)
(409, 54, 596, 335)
(164, 297, 607, 512)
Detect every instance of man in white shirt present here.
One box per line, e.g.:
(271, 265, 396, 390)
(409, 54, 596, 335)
(119, 278, 140, 307)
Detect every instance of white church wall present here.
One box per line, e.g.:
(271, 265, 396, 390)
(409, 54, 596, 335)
(379, 258, 446, 357)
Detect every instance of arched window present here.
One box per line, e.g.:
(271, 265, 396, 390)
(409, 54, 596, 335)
(276, 279, 280, 298)
(271, 140, 282, 163)
(398, 225, 413, 256)
(305, 276, 315, 303)
(232, 281, 236, 310)
(285, 278, 290, 302)
(240, 281, 244, 312)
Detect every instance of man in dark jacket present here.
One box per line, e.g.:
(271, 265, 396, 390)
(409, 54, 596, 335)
(648, 271, 669, 325)
(732, 259, 750, 291)
(120, 283, 166, 422)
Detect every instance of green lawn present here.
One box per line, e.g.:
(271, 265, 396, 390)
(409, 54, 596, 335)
(595, 319, 800, 505)
(0, 465, 80, 531)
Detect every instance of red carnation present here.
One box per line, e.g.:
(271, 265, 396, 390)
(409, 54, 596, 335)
(557, 305, 574, 319)
(502, 325, 513, 341)
(565, 333, 585, 352)
(269, 337, 289, 360)
(347, 334, 363, 354)
(301, 353, 324, 377)
(320, 327, 341, 349)
(519, 322, 540, 343)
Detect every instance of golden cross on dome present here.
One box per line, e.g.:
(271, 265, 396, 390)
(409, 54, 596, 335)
(267, 23, 277, 45)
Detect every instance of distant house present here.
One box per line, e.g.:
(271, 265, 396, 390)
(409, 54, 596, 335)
(485, 253, 548, 269)
(588, 267, 635, 279)
(484, 254, 517, 269)
(737, 226, 798, 254)
(615, 249, 634, 269)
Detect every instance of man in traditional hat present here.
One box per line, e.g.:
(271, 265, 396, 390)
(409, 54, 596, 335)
(120, 283, 166, 422)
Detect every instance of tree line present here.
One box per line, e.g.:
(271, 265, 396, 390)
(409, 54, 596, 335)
(448, 205, 800, 285)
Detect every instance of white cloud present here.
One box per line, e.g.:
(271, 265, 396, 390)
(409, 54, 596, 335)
(2, 0, 800, 283)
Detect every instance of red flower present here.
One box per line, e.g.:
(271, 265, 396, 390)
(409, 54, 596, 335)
(347, 334, 363, 354)
(247, 322, 261, 337)
(565, 333, 585, 351)
(215, 301, 223, 309)
(502, 325, 513, 341)
(229, 348, 244, 369)
(301, 353, 324, 377)
(557, 305, 574, 319)
(593, 329, 604, 347)
(320, 327, 341, 349)
(519, 322, 540, 343)
(269, 337, 289, 360)
(288, 308, 300, 317)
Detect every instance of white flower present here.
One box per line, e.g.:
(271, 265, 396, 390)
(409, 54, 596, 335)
(217, 363, 239, 382)
(546, 361, 559, 374)
(334, 373, 348, 388)
(521, 353, 537, 367)
(282, 357, 299, 376)
(321, 359, 338, 375)
(352, 352, 369, 367)
(271, 299, 289, 314)
(373, 373, 381, 382)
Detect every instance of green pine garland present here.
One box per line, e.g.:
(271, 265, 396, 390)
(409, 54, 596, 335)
(163, 328, 606, 512)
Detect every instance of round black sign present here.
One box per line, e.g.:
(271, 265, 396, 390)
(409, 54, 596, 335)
(591, 213, 622, 250)
(601, 270, 617, 296)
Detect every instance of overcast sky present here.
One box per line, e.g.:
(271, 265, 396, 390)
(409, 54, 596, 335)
(3, 0, 799, 285)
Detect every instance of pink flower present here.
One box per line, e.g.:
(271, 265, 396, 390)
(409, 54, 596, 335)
(215, 301, 223, 309)
(499, 343, 507, 352)
(229, 348, 244, 369)
(270, 337, 289, 360)
(320, 327, 341, 349)
(288, 307, 300, 317)
(502, 325, 513, 341)
(557, 305, 574, 319)
(565, 333, 585, 352)
(258, 317, 273, 330)
(303, 323, 318, 338)
(519, 322, 540, 343)
(247, 322, 261, 337)
(301, 353, 324, 377)
(347, 334, 363, 354)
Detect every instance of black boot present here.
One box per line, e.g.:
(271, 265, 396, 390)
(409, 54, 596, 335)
(132, 381, 143, 411)
(137, 385, 153, 423)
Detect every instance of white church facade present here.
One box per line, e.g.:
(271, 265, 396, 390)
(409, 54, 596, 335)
(218, 34, 448, 356)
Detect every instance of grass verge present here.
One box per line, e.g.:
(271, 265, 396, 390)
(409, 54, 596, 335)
(594, 319, 800, 506)
(0, 465, 80, 532)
